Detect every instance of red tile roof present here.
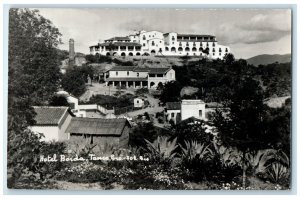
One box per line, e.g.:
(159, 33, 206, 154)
(65, 117, 130, 136)
(33, 106, 69, 125)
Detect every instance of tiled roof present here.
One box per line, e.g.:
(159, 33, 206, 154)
(148, 67, 171, 74)
(99, 42, 141, 47)
(177, 34, 215, 38)
(109, 66, 136, 71)
(65, 117, 130, 136)
(166, 102, 181, 110)
(109, 66, 171, 74)
(106, 77, 148, 82)
(105, 37, 131, 41)
(33, 106, 69, 125)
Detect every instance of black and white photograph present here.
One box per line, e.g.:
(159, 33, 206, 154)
(5, 6, 293, 192)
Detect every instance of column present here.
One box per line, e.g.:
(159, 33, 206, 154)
(119, 81, 121, 87)
(140, 81, 142, 88)
(133, 81, 136, 88)
(112, 81, 115, 87)
(126, 81, 128, 88)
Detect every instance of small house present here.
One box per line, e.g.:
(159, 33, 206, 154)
(134, 97, 145, 108)
(30, 106, 73, 142)
(65, 117, 131, 149)
(165, 102, 181, 124)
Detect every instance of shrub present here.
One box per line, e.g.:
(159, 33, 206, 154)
(144, 136, 178, 166)
(266, 163, 290, 185)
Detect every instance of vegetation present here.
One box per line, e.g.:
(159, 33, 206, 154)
(8, 8, 64, 187)
(82, 93, 135, 109)
(61, 65, 94, 97)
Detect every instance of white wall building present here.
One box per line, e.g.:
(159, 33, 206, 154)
(30, 106, 72, 142)
(181, 99, 206, 121)
(165, 99, 206, 124)
(105, 66, 176, 89)
(90, 30, 230, 59)
(134, 97, 145, 108)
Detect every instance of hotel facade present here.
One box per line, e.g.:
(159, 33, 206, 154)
(89, 30, 230, 59)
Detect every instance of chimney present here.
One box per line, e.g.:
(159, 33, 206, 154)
(69, 38, 75, 67)
(69, 38, 75, 60)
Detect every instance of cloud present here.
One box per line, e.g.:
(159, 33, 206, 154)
(217, 11, 291, 45)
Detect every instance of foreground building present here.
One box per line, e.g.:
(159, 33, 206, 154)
(105, 66, 176, 89)
(30, 106, 73, 142)
(30, 107, 131, 147)
(90, 30, 230, 59)
(65, 117, 131, 148)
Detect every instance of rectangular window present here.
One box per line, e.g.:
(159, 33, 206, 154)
(149, 74, 155, 77)
(137, 73, 139, 77)
(171, 113, 175, 117)
(127, 71, 129, 76)
(157, 74, 163, 77)
(116, 71, 118, 76)
(199, 110, 203, 117)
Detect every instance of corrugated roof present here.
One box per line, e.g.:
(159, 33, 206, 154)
(33, 106, 69, 125)
(166, 102, 181, 110)
(66, 117, 129, 136)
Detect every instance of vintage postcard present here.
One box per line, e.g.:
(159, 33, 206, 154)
(6, 7, 292, 191)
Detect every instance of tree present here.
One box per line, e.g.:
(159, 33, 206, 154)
(8, 8, 62, 183)
(159, 81, 182, 104)
(223, 53, 235, 65)
(49, 95, 69, 107)
(212, 77, 271, 188)
(61, 67, 87, 97)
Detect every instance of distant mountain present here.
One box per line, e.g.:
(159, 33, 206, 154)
(246, 54, 291, 66)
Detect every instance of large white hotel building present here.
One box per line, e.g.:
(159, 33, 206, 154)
(89, 30, 230, 59)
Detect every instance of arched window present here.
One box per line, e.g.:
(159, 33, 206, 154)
(121, 52, 126, 56)
(179, 42, 182, 47)
(178, 47, 183, 52)
(185, 47, 190, 52)
(171, 47, 176, 52)
(219, 48, 222, 52)
(192, 47, 197, 52)
(128, 52, 133, 56)
(199, 47, 203, 51)
(143, 35, 146, 40)
(225, 48, 228, 52)
(165, 47, 169, 51)
(172, 36, 175, 41)
(152, 41, 155, 46)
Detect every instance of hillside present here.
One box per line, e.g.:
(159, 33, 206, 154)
(246, 54, 291, 66)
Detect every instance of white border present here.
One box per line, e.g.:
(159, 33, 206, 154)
(1, 0, 299, 199)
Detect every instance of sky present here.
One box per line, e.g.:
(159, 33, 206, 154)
(38, 8, 291, 59)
